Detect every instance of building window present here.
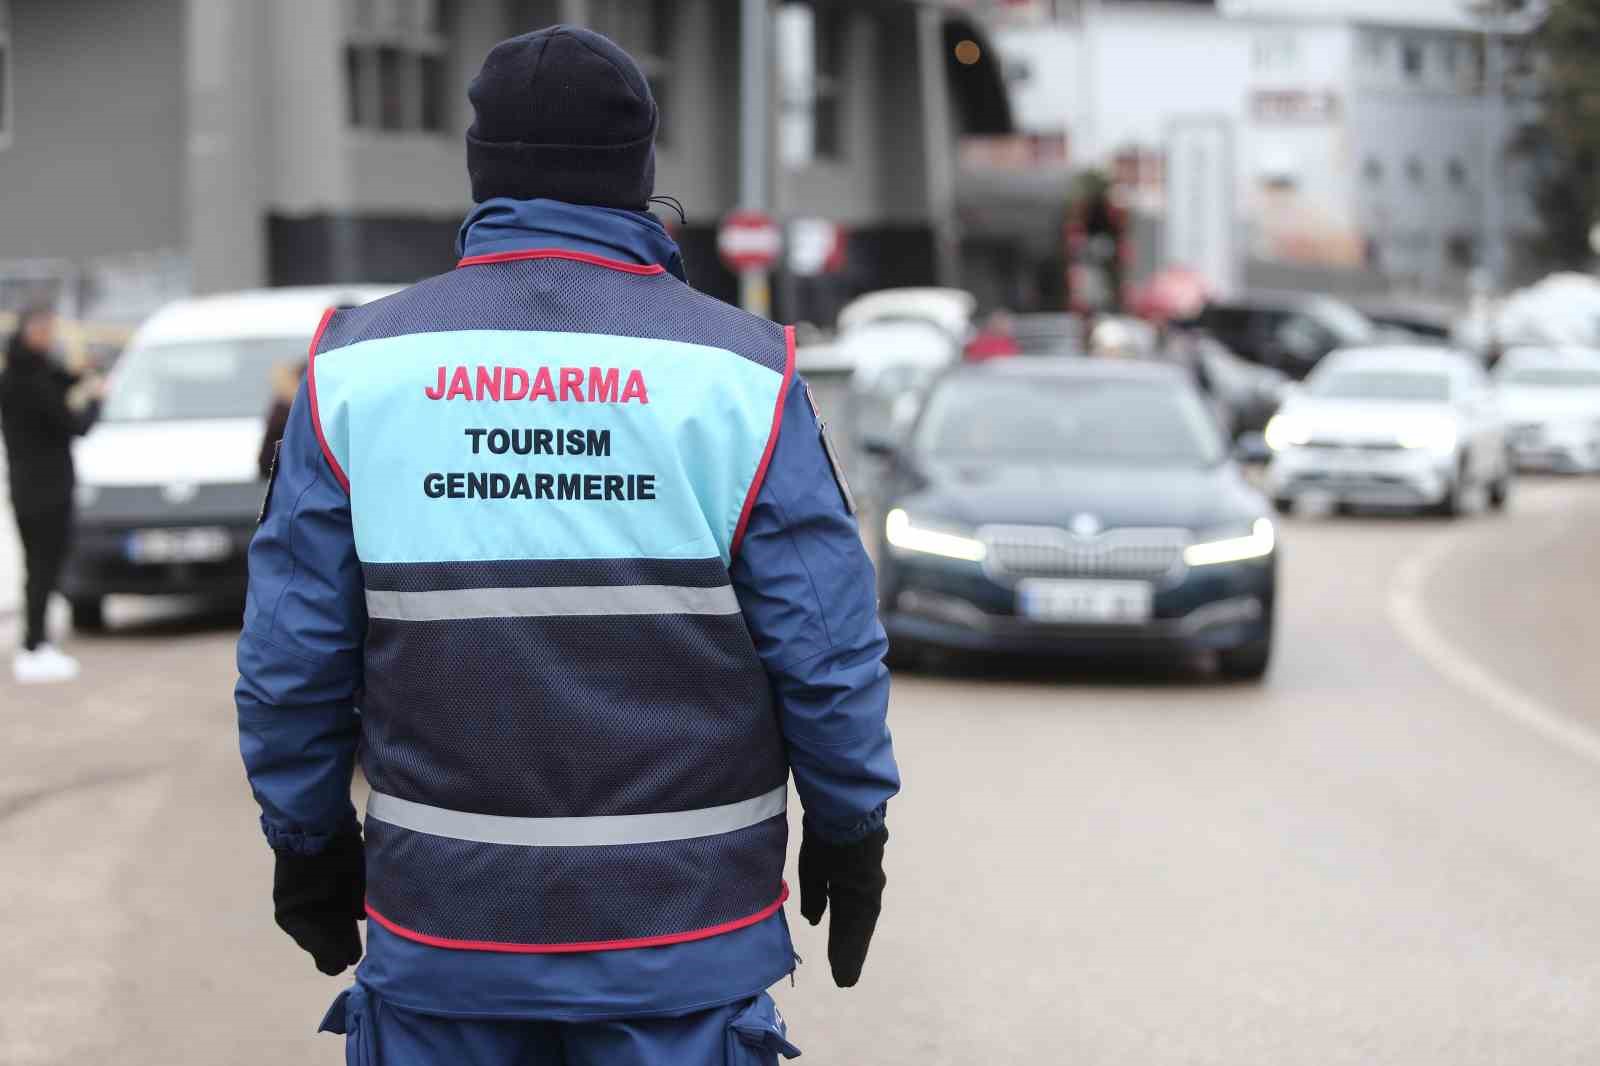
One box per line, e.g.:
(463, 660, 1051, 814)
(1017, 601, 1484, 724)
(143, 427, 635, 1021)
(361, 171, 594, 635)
(1253, 32, 1298, 71)
(1360, 31, 1386, 71)
(345, 0, 450, 134)
(1406, 156, 1425, 186)
(1401, 39, 1424, 80)
(1447, 158, 1467, 188)
(812, 8, 847, 160)
(1363, 157, 1384, 183)
(588, 0, 676, 145)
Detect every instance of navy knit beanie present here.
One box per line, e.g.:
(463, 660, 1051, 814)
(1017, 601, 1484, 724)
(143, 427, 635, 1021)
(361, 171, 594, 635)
(466, 26, 658, 209)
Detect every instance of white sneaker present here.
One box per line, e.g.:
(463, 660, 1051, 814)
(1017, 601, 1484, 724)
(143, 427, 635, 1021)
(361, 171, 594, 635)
(13, 644, 81, 684)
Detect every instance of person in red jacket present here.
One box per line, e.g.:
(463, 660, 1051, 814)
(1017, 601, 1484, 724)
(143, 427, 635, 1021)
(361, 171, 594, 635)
(964, 309, 1022, 362)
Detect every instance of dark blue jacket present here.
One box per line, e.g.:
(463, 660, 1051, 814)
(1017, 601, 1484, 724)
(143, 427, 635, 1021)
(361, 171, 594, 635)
(236, 199, 899, 1019)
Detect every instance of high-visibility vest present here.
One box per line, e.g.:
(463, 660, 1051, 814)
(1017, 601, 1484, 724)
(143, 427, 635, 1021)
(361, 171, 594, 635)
(309, 249, 794, 952)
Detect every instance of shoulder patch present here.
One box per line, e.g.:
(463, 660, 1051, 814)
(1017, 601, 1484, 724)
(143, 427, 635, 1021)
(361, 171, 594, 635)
(258, 440, 282, 525)
(803, 381, 856, 516)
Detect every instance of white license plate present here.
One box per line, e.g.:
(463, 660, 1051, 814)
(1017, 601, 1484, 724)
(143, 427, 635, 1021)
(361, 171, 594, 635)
(124, 527, 233, 564)
(1325, 449, 1380, 470)
(1017, 579, 1152, 625)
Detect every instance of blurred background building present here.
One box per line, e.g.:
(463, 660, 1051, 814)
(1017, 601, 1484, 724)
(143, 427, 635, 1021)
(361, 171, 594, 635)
(0, 0, 1558, 329)
(981, 0, 1543, 304)
(0, 0, 1013, 328)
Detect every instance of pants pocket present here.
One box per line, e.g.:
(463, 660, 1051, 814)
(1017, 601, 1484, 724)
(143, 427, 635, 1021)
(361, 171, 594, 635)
(319, 984, 376, 1066)
(727, 992, 802, 1064)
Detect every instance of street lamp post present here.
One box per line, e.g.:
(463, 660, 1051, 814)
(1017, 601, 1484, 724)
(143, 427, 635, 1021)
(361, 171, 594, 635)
(739, 0, 774, 317)
(1464, 0, 1548, 297)
(1480, 15, 1506, 294)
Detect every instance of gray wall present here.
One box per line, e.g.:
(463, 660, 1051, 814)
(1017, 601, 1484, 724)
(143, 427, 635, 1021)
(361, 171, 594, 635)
(780, 4, 935, 225)
(187, 0, 272, 293)
(1, 0, 186, 262)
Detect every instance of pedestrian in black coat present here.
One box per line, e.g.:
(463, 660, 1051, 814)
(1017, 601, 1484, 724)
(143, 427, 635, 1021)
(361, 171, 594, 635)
(0, 306, 103, 679)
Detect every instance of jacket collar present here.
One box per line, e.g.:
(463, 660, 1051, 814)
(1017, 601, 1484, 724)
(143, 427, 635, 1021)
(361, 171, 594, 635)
(456, 198, 688, 282)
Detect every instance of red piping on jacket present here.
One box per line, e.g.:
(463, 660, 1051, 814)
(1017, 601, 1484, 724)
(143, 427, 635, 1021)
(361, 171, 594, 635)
(456, 248, 667, 275)
(364, 883, 789, 955)
(730, 326, 797, 559)
(305, 307, 350, 493)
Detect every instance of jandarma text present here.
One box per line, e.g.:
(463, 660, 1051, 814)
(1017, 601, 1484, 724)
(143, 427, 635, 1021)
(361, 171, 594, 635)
(426, 365, 650, 404)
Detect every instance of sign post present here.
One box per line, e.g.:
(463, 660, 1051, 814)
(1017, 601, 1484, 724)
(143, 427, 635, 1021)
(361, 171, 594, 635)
(718, 211, 783, 318)
(737, 0, 773, 317)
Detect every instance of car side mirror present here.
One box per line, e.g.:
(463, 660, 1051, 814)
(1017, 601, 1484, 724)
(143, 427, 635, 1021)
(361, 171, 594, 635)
(860, 433, 899, 460)
(1233, 431, 1272, 465)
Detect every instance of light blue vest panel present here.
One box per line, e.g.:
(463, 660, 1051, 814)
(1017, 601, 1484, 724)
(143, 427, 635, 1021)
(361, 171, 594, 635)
(311, 329, 784, 566)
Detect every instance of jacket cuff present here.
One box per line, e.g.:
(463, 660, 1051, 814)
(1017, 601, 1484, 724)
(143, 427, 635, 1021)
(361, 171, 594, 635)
(803, 803, 887, 845)
(262, 812, 361, 856)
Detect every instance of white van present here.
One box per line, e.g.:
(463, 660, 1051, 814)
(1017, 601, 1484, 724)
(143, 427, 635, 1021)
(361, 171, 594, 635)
(63, 286, 394, 629)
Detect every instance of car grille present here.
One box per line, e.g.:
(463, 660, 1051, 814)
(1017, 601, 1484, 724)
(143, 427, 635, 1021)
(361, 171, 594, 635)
(981, 525, 1190, 581)
(1302, 438, 1404, 451)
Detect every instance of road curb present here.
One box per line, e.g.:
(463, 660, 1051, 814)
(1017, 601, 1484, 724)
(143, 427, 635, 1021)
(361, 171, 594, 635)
(1388, 514, 1600, 771)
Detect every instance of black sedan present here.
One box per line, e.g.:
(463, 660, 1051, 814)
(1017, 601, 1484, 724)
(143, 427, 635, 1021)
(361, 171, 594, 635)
(870, 359, 1278, 679)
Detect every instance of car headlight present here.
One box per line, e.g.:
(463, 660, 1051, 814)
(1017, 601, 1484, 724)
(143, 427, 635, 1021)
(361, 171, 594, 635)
(1184, 518, 1276, 567)
(1398, 419, 1458, 453)
(1264, 414, 1311, 451)
(884, 508, 987, 562)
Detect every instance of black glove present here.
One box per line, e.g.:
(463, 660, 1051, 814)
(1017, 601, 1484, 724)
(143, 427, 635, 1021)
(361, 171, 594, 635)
(798, 825, 887, 988)
(273, 833, 366, 976)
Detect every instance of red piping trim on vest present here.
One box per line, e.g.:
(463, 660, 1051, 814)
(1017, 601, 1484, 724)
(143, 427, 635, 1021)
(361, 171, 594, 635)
(456, 248, 667, 275)
(730, 325, 796, 559)
(305, 307, 350, 493)
(363, 883, 789, 955)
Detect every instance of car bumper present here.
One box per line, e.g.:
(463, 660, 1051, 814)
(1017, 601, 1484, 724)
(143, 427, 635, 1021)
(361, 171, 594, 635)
(1508, 428, 1600, 473)
(1265, 446, 1453, 507)
(62, 520, 255, 600)
(880, 553, 1274, 658)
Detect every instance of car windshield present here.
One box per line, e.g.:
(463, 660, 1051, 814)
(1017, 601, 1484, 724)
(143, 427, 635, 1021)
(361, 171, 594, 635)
(1501, 367, 1600, 387)
(914, 374, 1224, 467)
(1308, 368, 1450, 402)
(102, 338, 306, 422)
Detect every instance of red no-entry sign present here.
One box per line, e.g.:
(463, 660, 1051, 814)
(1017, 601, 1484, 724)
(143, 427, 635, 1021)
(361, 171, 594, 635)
(718, 211, 783, 273)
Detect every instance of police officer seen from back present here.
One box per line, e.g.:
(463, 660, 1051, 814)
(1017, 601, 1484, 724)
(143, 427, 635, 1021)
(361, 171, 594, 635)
(235, 25, 899, 1066)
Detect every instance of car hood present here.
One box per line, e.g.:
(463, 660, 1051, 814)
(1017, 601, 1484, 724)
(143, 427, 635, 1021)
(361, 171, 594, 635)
(1498, 386, 1600, 423)
(900, 461, 1263, 532)
(74, 417, 265, 487)
(1279, 397, 1456, 440)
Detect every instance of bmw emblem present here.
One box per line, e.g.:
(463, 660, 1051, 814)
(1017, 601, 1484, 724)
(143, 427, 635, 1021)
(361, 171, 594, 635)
(1069, 513, 1102, 538)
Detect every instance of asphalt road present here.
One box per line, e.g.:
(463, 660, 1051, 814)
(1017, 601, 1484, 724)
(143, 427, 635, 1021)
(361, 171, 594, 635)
(3, 477, 1599, 1065)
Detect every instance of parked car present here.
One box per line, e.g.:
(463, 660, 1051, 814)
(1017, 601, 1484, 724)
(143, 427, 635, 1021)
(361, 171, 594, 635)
(871, 359, 1278, 679)
(1164, 329, 1290, 440)
(63, 286, 395, 628)
(1009, 312, 1084, 356)
(836, 287, 976, 341)
(1352, 300, 1455, 343)
(1194, 291, 1377, 380)
(1264, 346, 1511, 516)
(1493, 346, 1600, 473)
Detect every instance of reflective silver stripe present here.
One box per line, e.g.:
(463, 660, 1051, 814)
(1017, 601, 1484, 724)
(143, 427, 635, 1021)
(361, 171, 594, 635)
(365, 583, 740, 621)
(365, 785, 788, 848)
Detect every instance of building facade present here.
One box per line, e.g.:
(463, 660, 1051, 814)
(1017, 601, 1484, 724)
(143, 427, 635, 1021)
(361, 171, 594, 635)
(0, 0, 1010, 323)
(990, 0, 1539, 300)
